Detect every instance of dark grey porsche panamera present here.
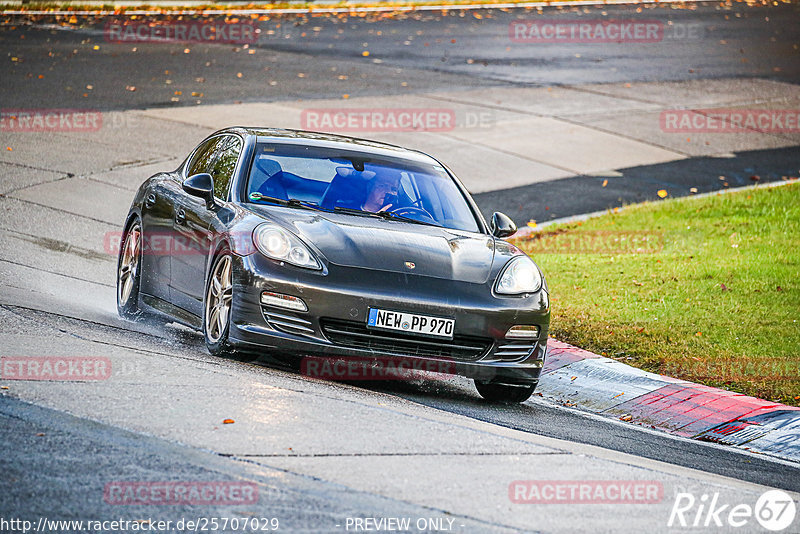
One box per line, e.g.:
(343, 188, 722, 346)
(117, 127, 549, 402)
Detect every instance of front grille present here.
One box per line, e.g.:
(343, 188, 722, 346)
(320, 318, 492, 362)
(261, 308, 315, 336)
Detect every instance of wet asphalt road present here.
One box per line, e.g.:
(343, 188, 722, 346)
(2, 1, 800, 528)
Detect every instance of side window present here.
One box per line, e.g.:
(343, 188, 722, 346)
(210, 136, 242, 200)
(187, 136, 225, 177)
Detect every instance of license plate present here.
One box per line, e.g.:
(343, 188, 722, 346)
(367, 308, 455, 339)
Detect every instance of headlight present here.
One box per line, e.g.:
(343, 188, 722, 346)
(253, 224, 321, 270)
(495, 256, 542, 295)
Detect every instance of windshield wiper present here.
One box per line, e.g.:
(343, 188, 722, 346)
(249, 192, 324, 211)
(383, 212, 441, 228)
(333, 206, 388, 219)
(333, 207, 440, 227)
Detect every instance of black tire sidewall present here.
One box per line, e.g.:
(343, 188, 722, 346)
(117, 219, 142, 319)
(203, 249, 234, 356)
(475, 381, 536, 403)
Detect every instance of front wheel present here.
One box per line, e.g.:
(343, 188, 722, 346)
(117, 220, 142, 319)
(474, 380, 536, 403)
(203, 250, 236, 357)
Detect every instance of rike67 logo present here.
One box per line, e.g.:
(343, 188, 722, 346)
(668, 489, 797, 531)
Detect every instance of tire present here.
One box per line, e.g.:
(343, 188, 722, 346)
(474, 380, 536, 403)
(203, 249, 236, 357)
(117, 219, 143, 320)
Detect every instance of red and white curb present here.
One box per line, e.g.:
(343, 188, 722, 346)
(539, 338, 800, 463)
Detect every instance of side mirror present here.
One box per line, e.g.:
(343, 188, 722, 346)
(183, 173, 216, 208)
(490, 212, 517, 238)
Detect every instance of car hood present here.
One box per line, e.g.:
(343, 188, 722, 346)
(251, 207, 497, 284)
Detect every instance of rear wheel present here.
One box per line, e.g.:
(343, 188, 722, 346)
(204, 250, 235, 357)
(475, 380, 536, 403)
(117, 220, 143, 319)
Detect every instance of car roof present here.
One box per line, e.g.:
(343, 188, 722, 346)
(218, 127, 441, 166)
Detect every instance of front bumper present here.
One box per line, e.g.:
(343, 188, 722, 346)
(228, 253, 550, 384)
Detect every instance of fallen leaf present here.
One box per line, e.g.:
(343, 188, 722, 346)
(657, 189, 668, 198)
(750, 175, 760, 181)
(6, 147, 11, 151)
(602, 179, 608, 187)
(689, 187, 698, 193)
(0, 385, 9, 389)
(620, 414, 633, 422)
(720, 283, 728, 291)
(222, 418, 235, 424)
(126, 85, 136, 92)
(696, 331, 702, 336)
(362, 51, 370, 57)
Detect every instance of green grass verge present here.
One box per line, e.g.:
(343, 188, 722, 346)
(514, 182, 800, 406)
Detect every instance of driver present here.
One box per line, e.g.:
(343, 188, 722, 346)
(362, 173, 399, 213)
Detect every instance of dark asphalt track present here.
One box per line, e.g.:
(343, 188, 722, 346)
(2, 2, 798, 222)
(3, 303, 800, 507)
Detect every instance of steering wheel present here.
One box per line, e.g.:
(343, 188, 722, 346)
(389, 205, 437, 223)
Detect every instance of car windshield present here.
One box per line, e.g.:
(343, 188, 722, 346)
(247, 143, 480, 232)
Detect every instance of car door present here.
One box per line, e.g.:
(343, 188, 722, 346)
(138, 174, 176, 303)
(170, 134, 242, 317)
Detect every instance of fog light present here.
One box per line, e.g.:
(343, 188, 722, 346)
(505, 325, 540, 340)
(261, 291, 307, 312)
